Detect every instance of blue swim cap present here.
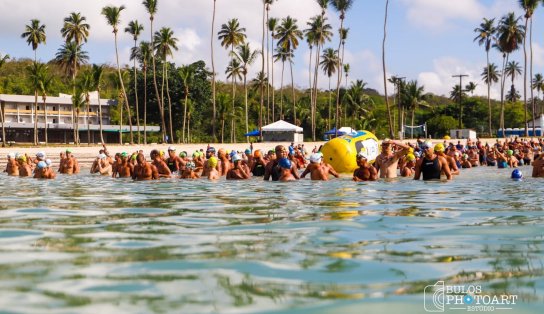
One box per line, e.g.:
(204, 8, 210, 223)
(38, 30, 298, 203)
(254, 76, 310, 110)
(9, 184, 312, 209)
(511, 169, 523, 181)
(230, 150, 237, 157)
(279, 157, 291, 169)
(37, 161, 47, 169)
(245, 149, 251, 155)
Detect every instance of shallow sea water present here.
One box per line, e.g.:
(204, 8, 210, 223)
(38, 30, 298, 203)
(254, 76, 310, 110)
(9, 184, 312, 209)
(0, 165, 542, 313)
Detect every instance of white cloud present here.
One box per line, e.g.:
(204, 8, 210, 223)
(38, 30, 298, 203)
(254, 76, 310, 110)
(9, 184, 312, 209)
(399, 0, 485, 30)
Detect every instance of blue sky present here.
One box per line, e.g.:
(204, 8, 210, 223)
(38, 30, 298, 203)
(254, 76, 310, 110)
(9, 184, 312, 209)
(0, 0, 541, 99)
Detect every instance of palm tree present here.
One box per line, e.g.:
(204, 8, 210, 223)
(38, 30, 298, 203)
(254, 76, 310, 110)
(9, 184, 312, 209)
(179, 65, 195, 143)
(143, 0, 164, 142)
(133, 41, 152, 144)
(403, 80, 428, 138)
(54, 42, 89, 144)
(306, 13, 332, 140)
(231, 43, 260, 136)
(216, 93, 230, 143)
(519, 0, 539, 135)
(273, 46, 293, 120)
(125, 20, 144, 144)
(265, 0, 277, 125)
(71, 90, 85, 142)
(21, 19, 46, 63)
(27, 62, 45, 145)
(506, 87, 521, 103)
(77, 69, 95, 144)
(345, 80, 373, 127)
(275, 16, 303, 124)
(91, 64, 105, 144)
(61, 12, 90, 144)
(219, 18, 246, 140)
(0, 53, 10, 147)
(482, 63, 500, 95)
(37, 65, 53, 144)
(153, 27, 178, 143)
(251, 71, 269, 134)
(497, 12, 525, 137)
(474, 17, 497, 135)
(331, 0, 354, 134)
(505, 60, 522, 98)
(465, 82, 477, 96)
(382, 0, 394, 138)
(211, 0, 218, 140)
(532, 73, 544, 103)
(268, 17, 279, 121)
(450, 85, 467, 103)
(102, 5, 133, 144)
(320, 47, 338, 130)
(225, 58, 243, 142)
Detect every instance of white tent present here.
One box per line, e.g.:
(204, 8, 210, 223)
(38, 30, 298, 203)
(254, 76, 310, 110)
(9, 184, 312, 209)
(262, 120, 304, 142)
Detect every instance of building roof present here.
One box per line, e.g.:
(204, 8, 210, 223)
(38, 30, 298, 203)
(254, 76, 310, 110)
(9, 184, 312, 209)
(262, 120, 303, 132)
(0, 121, 160, 132)
(0, 93, 116, 106)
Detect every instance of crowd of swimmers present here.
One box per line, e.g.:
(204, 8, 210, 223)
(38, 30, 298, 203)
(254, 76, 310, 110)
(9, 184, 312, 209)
(3, 137, 544, 182)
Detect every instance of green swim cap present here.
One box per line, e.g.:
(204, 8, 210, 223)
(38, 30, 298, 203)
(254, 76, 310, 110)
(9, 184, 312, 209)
(66, 148, 72, 153)
(131, 154, 137, 161)
(507, 150, 514, 156)
(121, 152, 128, 158)
(179, 151, 187, 158)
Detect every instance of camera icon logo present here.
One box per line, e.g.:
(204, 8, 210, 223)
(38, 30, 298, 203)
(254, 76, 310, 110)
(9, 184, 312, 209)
(424, 281, 445, 312)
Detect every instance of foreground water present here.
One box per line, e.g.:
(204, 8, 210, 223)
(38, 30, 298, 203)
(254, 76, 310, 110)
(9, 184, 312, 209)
(0, 166, 542, 314)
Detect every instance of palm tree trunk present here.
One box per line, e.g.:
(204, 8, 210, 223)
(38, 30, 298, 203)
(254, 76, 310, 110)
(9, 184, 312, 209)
(115, 32, 133, 144)
(500, 54, 508, 138)
(271, 35, 275, 122)
(182, 87, 188, 143)
(43, 98, 48, 144)
(0, 101, 6, 147)
(76, 109, 81, 145)
(260, 1, 265, 131)
(34, 90, 38, 145)
(143, 66, 147, 144)
(221, 117, 225, 144)
(73, 45, 78, 145)
(309, 46, 314, 139)
(211, 0, 217, 141)
(523, 17, 529, 137)
(328, 77, 332, 130)
(530, 17, 535, 135)
(231, 76, 236, 143)
(161, 60, 166, 142)
(411, 109, 415, 139)
(166, 62, 174, 143)
(334, 15, 345, 136)
(290, 60, 296, 124)
(119, 96, 123, 145)
(486, 51, 492, 136)
(312, 43, 322, 141)
(150, 17, 165, 143)
(382, 0, 394, 139)
(86, 96, 91, 145)
(266, 7, 271, 125)
(244, 74, 249, 138)
(280, 61, 285, 120)
(134, 39, 141, 144)
(259, 80, 264, 142)
(98, 88, 104, 144)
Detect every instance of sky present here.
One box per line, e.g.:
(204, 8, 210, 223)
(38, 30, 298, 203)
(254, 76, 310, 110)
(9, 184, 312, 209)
(0, 0, 542, 100)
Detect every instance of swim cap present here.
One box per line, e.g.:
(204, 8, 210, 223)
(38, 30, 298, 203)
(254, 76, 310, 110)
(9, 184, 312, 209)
(434, 143, 445, 152)
(288, 147, 295, 155)
(406, 154, 416, 162)
(131, 154, 137, 161)
(99, 153, 107, 159)
(422, 141, 433, 149)
(37, 161, 47, 169)
(66, 148, 72, 153)
(208, 156, 218, 168)
(462, 154, 469, 159)
(207, 147, 216, 153)
(7, 152, 16, 159)
(45, 159, 52, 166)
(179, 151, 187, 158)
(310, 153, 323, 163)
(254, 150, 262, 158)
(268, 150, 275, 155)
(245, 149, 251, 155)
(278, 157, 291, 169)
(18, 155, 27, 162)
(507, 150, 514, 156)
(356, 152, 368, 160)
(36, 152, 46, 159)
(232, 154, 242, 162)
(121, 152, 128, 158)
(193, 151, 199, 158)
(511, 169, 523, 181)
(160, 150, 165, 157)
(186, 161, 196, 170)
(168, 146, 176, 151)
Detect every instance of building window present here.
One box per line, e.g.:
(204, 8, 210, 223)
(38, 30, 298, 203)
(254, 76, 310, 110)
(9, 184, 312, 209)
(37, 106, 40, 110)
(26, 106, 30, 110)
(53, 118, 57, 123)
(53, 106, 56, 111)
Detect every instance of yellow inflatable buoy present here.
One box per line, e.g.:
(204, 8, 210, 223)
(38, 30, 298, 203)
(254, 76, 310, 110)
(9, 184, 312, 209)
(443, 135, 451, 140)
(321, 130, 379, 173)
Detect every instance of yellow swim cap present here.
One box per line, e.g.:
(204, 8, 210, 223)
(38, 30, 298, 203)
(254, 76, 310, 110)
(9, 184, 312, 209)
(18, 155, 27, 162)
(434, 143, 445, 152)
(208, 156, 218, 168)
(406, 154, 416, 162)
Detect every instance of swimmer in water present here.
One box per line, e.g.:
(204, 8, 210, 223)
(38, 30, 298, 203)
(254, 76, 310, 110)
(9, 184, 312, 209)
(206, 157, 220, 180)
(226, 154, 251, 180)
(278, 157, 296, 181)
(353, 152, 378, 181)
(301, 153, 340, 181)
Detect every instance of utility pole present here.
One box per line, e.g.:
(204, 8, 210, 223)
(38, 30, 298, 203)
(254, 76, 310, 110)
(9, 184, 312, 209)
(392, 76, 406, 139)
(452, 74, 468, 128)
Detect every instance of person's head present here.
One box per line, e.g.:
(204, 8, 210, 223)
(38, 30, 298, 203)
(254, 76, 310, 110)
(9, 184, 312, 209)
(278, 157, 291, 170)
(275, 145, 288, 159)
(356, 152, 369, 167)
(37, 161, 47, 170)
(218, 148, 226, 158)
(381, 139, 392, 153)
(179, 151, 187, 159)
(120, 152, 128, 162)
(232, 154, 242, 167)
(7, 152, 16, 161)
(36, 152, 46, 161)
(405, 153, 416, 166)
(60, 151, 65, 158)
(168, 146, 176, 157)
(267, 150, 276, 161)
(208, 156, 218, 169)
(186, 161, 196, 172)
(254, 149, 262, 159)
(310, 153, 323, 164)
(434, 143, 445, 156)
(150, 149, 160, 160)
(244, 149, 251, 157)
(45, 159, 52, 168)
(136, 153, 146, 165)
(507, 150, 514, 157)
(17, 154, 27, 165)
(66, 149, 72, 157)
(422, 141, 434, 157)
(206, 147, 216, 158)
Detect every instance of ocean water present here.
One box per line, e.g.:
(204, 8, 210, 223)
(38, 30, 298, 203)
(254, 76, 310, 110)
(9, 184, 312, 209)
(0, 166, 542, 313)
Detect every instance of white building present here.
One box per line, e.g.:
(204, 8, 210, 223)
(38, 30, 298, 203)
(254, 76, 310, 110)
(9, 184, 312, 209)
(0, 93, 159, 143)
